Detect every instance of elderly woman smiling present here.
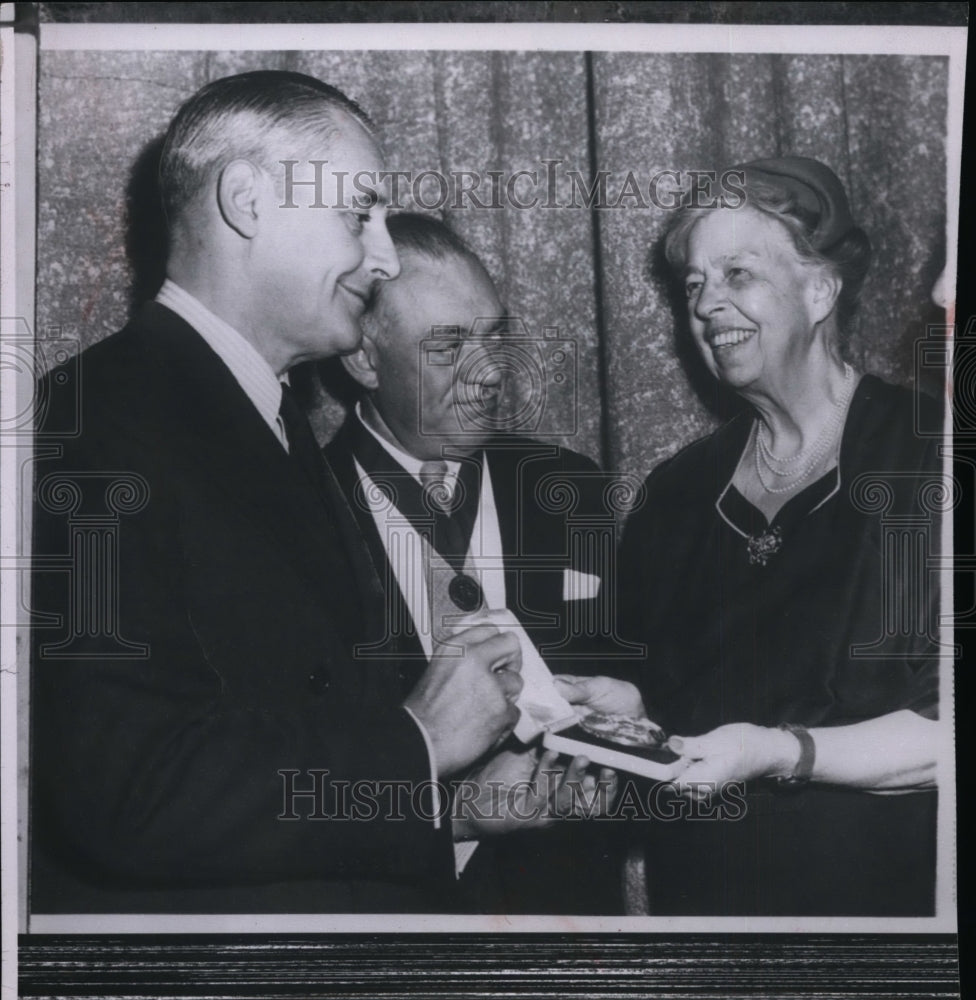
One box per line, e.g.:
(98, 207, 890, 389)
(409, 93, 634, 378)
(617, 157, 945, 915)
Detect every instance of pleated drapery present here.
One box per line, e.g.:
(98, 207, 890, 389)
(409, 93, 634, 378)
(38, 48, 949, 477)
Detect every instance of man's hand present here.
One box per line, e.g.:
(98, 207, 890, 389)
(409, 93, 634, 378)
(452, 747, 618, 839)
(554, 674, 646, 719)
(404, 624, 522, 777)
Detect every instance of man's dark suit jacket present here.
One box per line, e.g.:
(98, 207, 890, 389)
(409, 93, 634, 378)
(30, 303, 455, 914)
(325, 416, 627, 914)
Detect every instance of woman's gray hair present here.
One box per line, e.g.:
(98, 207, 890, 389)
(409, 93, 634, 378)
(663, 174, 872, 336)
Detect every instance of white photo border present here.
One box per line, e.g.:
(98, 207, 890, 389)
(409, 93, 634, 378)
(4, 15, 964, 952)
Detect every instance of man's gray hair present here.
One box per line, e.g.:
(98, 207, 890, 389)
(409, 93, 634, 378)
(159, 70, 373, 229)
(382, 212, 479, 264)
(364, 213, 484, 336)
(349, 213, 497, 407)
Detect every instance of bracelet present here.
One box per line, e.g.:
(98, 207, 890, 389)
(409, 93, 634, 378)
(774, 723, 816, 788)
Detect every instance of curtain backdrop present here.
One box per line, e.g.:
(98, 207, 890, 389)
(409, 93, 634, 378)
(37, 49, 948, 477)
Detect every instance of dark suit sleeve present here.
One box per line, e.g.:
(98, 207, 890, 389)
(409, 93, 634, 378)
(31, 370, 451, 895)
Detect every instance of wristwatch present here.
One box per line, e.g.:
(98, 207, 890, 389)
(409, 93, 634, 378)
(774, 722, 816, 788)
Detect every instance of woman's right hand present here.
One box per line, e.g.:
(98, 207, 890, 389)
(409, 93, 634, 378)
(667, 723, 801, 801)
(553, 674, 646, 718)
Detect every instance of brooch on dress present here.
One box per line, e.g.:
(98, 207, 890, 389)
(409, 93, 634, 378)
(746, 526, 783, 566)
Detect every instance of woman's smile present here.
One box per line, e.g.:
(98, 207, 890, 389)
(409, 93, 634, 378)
(707, 326, 757, 350)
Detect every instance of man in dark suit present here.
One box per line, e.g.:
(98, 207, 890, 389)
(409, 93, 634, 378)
(325, 213, 643, 912)
(30, 71, 526, 915)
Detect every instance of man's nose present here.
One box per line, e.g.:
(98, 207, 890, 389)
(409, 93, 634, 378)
(459, 340, 505, 385)
(366, 222, 401, 282)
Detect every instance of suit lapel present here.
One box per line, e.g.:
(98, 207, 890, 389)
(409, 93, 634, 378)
(325, 414, 427, 676)
(326, 421, 400, 589)
(319, 445, 389, 643)
(134, 305, 377, 634)
(484, 440, 565, 633)
(326, 418, 429, 678)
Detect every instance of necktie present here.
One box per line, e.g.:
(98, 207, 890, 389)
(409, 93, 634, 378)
(418, 459, 483, 613)
(350, 421, 484, 612)
(279, 383, 318, 472)
(279, 382, 333, 518)
(419, 460, 453, 512)
(278, 386, 367, 625)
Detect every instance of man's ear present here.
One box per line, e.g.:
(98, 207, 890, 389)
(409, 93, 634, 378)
(805, 266, 842, 326)
(216, 160, 263, 239)
(341, 334, 380, 391)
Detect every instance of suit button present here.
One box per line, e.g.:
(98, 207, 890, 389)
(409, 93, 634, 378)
(308, 670, 331, 694)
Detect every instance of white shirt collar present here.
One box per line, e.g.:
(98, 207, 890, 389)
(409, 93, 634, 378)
(355, 400, 462, 483)
(156, 279, 287, 447)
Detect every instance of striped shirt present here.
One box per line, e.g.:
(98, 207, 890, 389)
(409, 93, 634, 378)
(156, 279, 289, 450)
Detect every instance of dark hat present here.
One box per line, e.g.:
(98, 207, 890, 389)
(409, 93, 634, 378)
(731, 156, 856, 251)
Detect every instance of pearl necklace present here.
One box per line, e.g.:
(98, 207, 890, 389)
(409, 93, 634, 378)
(754, 363, 855, 495)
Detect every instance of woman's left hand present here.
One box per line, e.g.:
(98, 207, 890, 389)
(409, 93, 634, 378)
(668, 723, 799, 801)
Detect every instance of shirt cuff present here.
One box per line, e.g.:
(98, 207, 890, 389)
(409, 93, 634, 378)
(403, 705, 442, 831)
(402, 706, 480, 872)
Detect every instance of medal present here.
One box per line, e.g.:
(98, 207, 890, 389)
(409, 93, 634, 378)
(449, 573, 484, 612)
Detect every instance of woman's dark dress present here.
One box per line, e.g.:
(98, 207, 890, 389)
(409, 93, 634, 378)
(617, 375, 944, 915)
